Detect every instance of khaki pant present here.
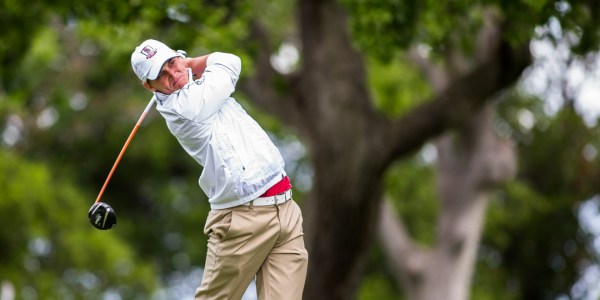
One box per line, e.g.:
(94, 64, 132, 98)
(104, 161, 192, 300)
(195, 199, 308, 300)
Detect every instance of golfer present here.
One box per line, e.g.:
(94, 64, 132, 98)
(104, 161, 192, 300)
(131, 39, 308, 299)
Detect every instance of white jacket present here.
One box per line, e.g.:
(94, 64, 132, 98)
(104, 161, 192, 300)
(152, 52, 286, 209)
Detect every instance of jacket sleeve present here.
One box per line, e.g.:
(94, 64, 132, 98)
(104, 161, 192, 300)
(175, 52, 242, 122)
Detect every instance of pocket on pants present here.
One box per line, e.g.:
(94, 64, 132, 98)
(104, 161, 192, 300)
(204, 210, 233, 239)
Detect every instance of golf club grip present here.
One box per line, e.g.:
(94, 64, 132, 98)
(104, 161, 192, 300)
(94, 99, 155, 203)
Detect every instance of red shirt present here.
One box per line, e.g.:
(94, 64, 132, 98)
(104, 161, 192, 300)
(260, 176, 292, 197)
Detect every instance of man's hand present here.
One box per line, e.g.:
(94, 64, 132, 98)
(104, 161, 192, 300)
(185, 55, 210, 80)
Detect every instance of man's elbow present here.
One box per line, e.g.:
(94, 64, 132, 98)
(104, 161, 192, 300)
(229, 54, 242, 75)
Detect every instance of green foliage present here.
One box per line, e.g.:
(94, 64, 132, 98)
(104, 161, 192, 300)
(480, 180, 585, 299)
(342, 0, 487, 61)
(371, 57, 600, 299)
(341, 0, 419, 60)
(358, 272, 403, 300)
(343, 0, 600, 64)
(474, 92, 600, 299)
(359, 231, 404, 299)
(0, 150, 158, 298)
(2, 0, 600, 299)
(367, 55, 432, 117)
(383, 156, 438, 246)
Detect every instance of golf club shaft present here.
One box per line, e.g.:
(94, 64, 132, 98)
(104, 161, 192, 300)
(94, 99, 156, 204)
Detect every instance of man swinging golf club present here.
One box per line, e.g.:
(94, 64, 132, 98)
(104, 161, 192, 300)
(128, 39, 308, 299)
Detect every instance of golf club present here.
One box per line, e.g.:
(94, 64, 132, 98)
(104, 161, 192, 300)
(89, 98, 155, 230)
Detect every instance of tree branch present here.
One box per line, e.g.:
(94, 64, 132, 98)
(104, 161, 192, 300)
(407, 49, 448, 93)
(383, 40, 531, 164)
(378, 197, 431, 292)
(407, 8, 503, 93)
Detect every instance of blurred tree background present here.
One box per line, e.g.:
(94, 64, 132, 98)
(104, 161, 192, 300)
(1, 0, 600, 299)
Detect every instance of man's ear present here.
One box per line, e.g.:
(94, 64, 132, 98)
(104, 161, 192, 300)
(142, 81, 157, 92)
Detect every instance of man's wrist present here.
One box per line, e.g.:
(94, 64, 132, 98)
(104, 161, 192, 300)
(185, 55, 210, 79)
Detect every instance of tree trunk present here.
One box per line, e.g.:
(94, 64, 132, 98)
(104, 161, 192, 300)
(378, 104, 517, 300)
(242, 1, 530, 298)
(295, 1, 387, 298)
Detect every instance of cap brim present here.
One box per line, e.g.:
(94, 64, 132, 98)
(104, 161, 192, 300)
(146, 52, 181, 81)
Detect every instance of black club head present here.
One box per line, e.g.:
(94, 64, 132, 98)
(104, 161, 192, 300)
(88, 202, 117, 230)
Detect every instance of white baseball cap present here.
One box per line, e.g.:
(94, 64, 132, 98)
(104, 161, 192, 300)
(131, 39, 183, 82)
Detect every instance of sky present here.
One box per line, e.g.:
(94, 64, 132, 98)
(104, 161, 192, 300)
(512, 21, 600, 298)
(521, 18, 600, 127)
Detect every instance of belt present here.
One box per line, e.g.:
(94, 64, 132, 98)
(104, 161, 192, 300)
(244, 189, 293, 206)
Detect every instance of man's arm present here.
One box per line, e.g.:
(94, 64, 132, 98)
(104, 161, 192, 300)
(178, 53, 242, 122)
(185, 55, 210, 80)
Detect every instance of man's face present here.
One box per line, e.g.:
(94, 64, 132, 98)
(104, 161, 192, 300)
(144, 57, 188, 95)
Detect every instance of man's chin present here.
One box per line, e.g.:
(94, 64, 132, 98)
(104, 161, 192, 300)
(169, 83, 183, 93)
(155, 88, 174, 95)
(176, 79, 189, 89)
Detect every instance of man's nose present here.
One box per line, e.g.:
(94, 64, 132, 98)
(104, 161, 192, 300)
(165, 69, 178, 78)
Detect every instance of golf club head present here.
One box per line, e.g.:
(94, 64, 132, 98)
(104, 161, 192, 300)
(89, 202, 117, 230)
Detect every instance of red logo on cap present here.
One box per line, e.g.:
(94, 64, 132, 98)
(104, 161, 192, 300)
(141, 45, 157, 59)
